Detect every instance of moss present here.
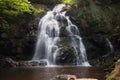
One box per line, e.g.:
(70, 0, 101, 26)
(0, 17, 9, 30)
(0, 0, 44, 24)
(114, 51, 120, 61)
(69, 0, 120, 51)
(108, 68, 119, 79)
(60, 37, 71, 46)
(106, 59, 120, 80)
(29, 0, 78, 5)
(61, 0, 71, 4)
(29, 0, 61, 4)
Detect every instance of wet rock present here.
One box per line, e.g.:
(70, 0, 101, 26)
(18, 60, 48, 67)
(51, 74, 98, 80)
(56, 46, 77, 65)
(30, 60, 47, 66)
(66, 0, 120, 68)
(0, 57, 19, 68)
(30, 61, 40, 66)
(38, 60, 47, 66)
(85, 35, 109, 59)
(19, 61, 33, 67)
(51, 74, 76, 80)
(0, 56, 49, 68)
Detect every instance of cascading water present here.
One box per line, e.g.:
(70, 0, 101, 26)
(106, 38, 114, 54)
(32, 4, 90, 66)
(102, 38, 114, 57)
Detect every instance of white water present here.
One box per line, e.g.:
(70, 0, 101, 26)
(106, 38, 114, 54)
(32, 4, 90, 66)
(102, 38, 114, 58)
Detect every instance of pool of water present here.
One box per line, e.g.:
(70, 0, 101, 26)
(0, 66, 105, 80)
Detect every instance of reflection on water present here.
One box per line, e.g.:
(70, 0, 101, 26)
(0, 66, 105, 80)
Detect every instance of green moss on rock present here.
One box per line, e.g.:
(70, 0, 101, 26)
(106, 59, 120, 80)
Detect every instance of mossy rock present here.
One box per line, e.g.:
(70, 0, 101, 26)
(106, 59, 120, 80)
(56, 46, 77, 65)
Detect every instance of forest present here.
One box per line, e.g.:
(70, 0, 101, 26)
(0, 0, 120, 80)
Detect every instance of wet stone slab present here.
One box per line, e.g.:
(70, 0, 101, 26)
(0, 66, 105, 80)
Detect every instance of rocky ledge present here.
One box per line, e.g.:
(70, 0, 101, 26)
(0, 57, 47, 68)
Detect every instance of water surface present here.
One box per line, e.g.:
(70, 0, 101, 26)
(0, 66, 105, 80)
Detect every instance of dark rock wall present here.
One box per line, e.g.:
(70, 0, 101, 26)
(67, 0, 120, 67)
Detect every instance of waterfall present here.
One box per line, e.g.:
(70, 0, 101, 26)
(32, 4, 90, 66)
(102, 38, 114, 58)
(106, 38, 114, 53)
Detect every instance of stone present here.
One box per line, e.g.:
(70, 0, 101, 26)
(51, 74, 98, 80)
(51, 74, 76, 80)
(30, 61, 40, 66)
(28, 60, 47, 66)
(76, 78, 98, 80)
(19, 61, 32, 67)
(39, 60, 47, 66)
(0, 57, 19, 68)
(56, 46, 77, 65)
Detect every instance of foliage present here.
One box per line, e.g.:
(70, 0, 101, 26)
(106, 59, 120, 80)
(0, 0, 43, 23)
(0, 0, 44, 56)
(71, 0, 120, 39)
(61, 0, 71, 4)
(29, 0, 61, 4)
(61, 0, 78, 5)
(0, 17, 9, 30)
(77, 11, 85, 18)
(29, 0, 77, 5)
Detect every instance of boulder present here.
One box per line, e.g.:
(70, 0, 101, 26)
(51, 74, 76, 80)
(19, 61, 33, 67)
(56, 46, 77, 65)
(0, 57, 19, 68)
(30, 60, 47, 66)
(51, 74, 98, 80)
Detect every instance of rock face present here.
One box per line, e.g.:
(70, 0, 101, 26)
(106, 59, 120, 80)
(0, 58, 19, 68)
(56, 46, 77, 65)
(66, 0, 120, 68)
